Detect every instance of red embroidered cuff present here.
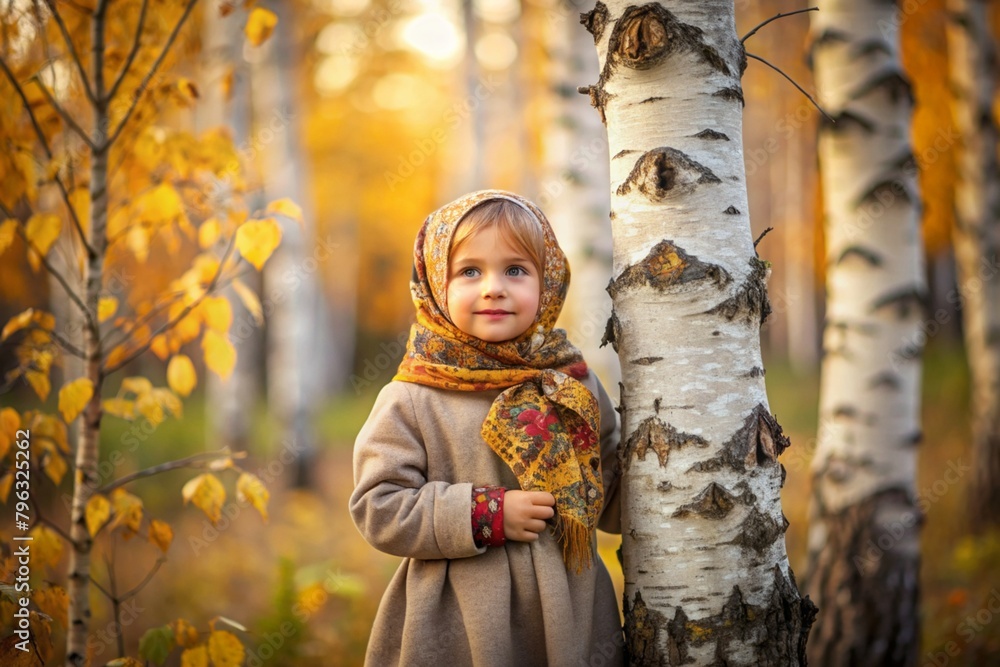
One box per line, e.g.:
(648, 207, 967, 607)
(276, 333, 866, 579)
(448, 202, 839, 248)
(471, 486, 506, 548)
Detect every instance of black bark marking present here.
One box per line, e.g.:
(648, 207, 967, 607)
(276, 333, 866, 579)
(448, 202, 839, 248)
(579, 2, 609, 44)
(666, 605, 690, 666)
(605, 4, 729, 75)
(871, 286, 927, 319)
(854, 177, 916, 209)
(820, 110, 877, 134)
(902, 430, 923, 447)
(729, 506, 785, 556)
(695, 404, 789, 473)
(608, 239, 730, 298)
(868, 370, 901, 390)
(836, 245, 883, 267)
(852, 38, 893, 59)
(890, 148, 919, 174)
(746, 366, 765, 378)
(623, 590, 669, 666)
(631, 356, 663, 365)
(621, 416, 708, 471)
(673, 482, 738, 520)
(576, 84, 615, 124)
(850, 68, 914, 106)
(712, 86, 745, 105)
(653, 397, 662, 414)
(724, 205, 740, 215)
(704, 257, 771, 325)
(613, 149, 639, 160)
(639, 96, 666, 104)
(616, 147, 721, 201)
(600, 311, 619, 352)
(694, 128, 729, 141)
(832, 404, 857, 420)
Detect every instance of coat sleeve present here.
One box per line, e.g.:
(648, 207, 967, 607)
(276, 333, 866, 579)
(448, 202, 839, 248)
(349, 382, 486, 560)
(594, 377, 622, 534)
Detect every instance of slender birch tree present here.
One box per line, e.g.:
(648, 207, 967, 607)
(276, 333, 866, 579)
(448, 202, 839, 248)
(805, 1, 926, 663)
(580, 2, 815, 662)
(543, 0, 620, 390)
(945, 0, 1000, 529)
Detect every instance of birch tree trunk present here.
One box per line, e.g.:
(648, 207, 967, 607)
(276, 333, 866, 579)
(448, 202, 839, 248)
(543, 0, 620, 391)
(581, 2, 815, 663)
(201, 3, 262, 453)
(946, 0, 1000, 528)
(255, 0, 320, 486)
(805, 2, 926, 664)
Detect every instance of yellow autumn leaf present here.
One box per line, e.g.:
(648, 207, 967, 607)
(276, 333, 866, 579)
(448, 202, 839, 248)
(173, 618, 200, 648)
(0, 406, 20, 460)
(25, 213, 61, 268)
(235, 218, 282, 270)
(33, 585, 69, 628)
(182, 473, 225, 524)
(181, 645, 208, 667)
(167, 355, 197, 397)
(0, 471, 13, 503)
(245, 7, 278, 47)
(127, 224, 149, 262)
(121, 376, 153, 396)
(265, 197, 303, 224)
(232, 279, 263, 325)
(29, 525, 63, 568)
(152, 388, 183, 419)
(2, 307, 54, 341)
(25, 370, 51, 401)
(202, 329, 236, 380)
(140, 183, 185, 223)
(103, 398, 136, 420)
(30, 413, 68, 453)
(199, 218, 221, 249)
(149, 519, 174, 553)
(0, 218, 17, 255)
(98, 296, 118, 323)
(110, 491, 143, 537)
(201, 296, 233, 333)
(170, 301, 202, 344)
(136, 391, 165, 427)
(151, 334, 171, 360)
(43, 451, 67, 485)
(208, 629, 245, 667)
(104, 344, 130, 370)
(86, 494, 111, 537)
(236, 472, 269, 522)
(58, 377, 94, 423)
(192, 254, 220, 285)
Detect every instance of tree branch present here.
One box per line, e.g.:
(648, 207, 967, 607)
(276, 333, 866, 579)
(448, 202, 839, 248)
(103, 0, 199, 152)
(102, 228, 238, 374)
(119, 556, 166, 602)
(30, 73, 97, 150)
(746, 53, 835, 123)
(105, 0, 148, 105)
(41, 0, 98, 106)
(0, 200, 97, 335)
(754, 226, 774, 249)
(98, 450, 239, 495)
(742, 8, 818, 44)
(23, 322, 87, 359)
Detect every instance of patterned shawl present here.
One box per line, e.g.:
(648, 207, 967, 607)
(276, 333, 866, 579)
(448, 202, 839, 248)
(393, 189, 603, 571)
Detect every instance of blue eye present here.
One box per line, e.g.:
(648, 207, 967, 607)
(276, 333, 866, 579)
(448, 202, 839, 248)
(461, 268, 479, 278)
(507, 266, 528, 277)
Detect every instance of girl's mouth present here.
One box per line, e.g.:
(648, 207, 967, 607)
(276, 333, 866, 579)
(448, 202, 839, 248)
(475, 310, 512, 315)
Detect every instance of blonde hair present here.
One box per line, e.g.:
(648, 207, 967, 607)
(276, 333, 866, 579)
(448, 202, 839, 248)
(450, 199, 545, 274)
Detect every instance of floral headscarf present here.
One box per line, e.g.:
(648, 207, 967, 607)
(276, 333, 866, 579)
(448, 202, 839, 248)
(394, 189, 603, 571)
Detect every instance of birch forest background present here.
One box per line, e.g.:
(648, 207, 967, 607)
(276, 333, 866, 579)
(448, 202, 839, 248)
(0, 0, 998, 665)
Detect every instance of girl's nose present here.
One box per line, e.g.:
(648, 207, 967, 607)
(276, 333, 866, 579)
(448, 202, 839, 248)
(482, 273, 506, 297)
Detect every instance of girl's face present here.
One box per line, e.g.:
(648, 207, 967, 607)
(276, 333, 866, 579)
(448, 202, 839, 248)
(446, 226, 541, 343)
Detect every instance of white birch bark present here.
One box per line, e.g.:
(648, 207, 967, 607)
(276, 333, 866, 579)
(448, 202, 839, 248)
(543, 0, 621, 392)
(805, 1, 925, 663)
(254, 0, 320, 485)
(946, 0, 1000, 527)
(201, 4, 261, 453)
(582, 2, 814, 663)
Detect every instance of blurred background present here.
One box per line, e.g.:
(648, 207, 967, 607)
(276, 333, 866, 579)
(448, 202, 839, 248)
(1, 0, 998, 664)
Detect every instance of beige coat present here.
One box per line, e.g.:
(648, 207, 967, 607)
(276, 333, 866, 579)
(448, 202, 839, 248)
(350, 372, 624, 667)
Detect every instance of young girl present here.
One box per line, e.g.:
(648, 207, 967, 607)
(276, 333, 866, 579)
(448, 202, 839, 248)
(350, 189, 623, 666)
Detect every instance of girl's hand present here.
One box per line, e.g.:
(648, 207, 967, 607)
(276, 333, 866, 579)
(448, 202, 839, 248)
(503, 490, 556, 542)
